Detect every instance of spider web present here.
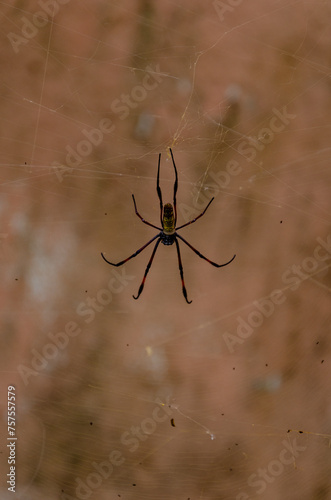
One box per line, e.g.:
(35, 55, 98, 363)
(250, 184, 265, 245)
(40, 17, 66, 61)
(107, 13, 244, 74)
(1, 1, 331, 499)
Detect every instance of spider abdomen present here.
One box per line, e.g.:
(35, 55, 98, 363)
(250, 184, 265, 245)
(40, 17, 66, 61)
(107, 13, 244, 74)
(163, 203, 175, 235)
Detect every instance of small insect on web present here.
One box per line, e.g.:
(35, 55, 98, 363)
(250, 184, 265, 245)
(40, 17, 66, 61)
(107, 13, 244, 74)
(101, 148, 236, 303)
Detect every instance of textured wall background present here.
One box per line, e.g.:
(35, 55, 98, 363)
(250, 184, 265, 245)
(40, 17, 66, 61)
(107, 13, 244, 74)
(0, 1, 330, 499)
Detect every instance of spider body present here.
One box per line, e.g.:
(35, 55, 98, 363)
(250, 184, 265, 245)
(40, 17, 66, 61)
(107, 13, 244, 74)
(160, 230, 176, 246)
(101, 148, 236, 303)
(162, 203, 175, 235)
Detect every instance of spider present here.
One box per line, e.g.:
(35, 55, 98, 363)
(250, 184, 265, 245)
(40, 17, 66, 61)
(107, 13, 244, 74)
(101, 148, 236, 303)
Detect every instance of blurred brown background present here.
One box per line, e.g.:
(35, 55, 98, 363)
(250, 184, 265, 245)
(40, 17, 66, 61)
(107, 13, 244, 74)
(0, 1, 330, 499)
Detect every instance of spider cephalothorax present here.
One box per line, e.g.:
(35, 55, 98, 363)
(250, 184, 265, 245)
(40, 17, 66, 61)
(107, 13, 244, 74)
(101, 149, 236, 303)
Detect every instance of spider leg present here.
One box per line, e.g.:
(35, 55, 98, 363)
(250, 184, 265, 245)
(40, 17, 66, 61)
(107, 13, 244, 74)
(176, 233, 236, 268)
(169, 148, 178, 225)
(176, 197, 214, 230)
(101, 233, 161, 267)
(175, 238, 192, 304)
(156, 153, 163, 227)
(132, 194, 162, 230)
(133, 237, 161, 300)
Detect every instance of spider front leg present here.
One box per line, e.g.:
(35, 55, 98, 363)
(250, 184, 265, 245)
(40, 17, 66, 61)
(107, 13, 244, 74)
(177, 233, 236, 267)
(101, 233, 160, 267)
(133, 238, 161, 300)
(175, 238, 192, 304)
